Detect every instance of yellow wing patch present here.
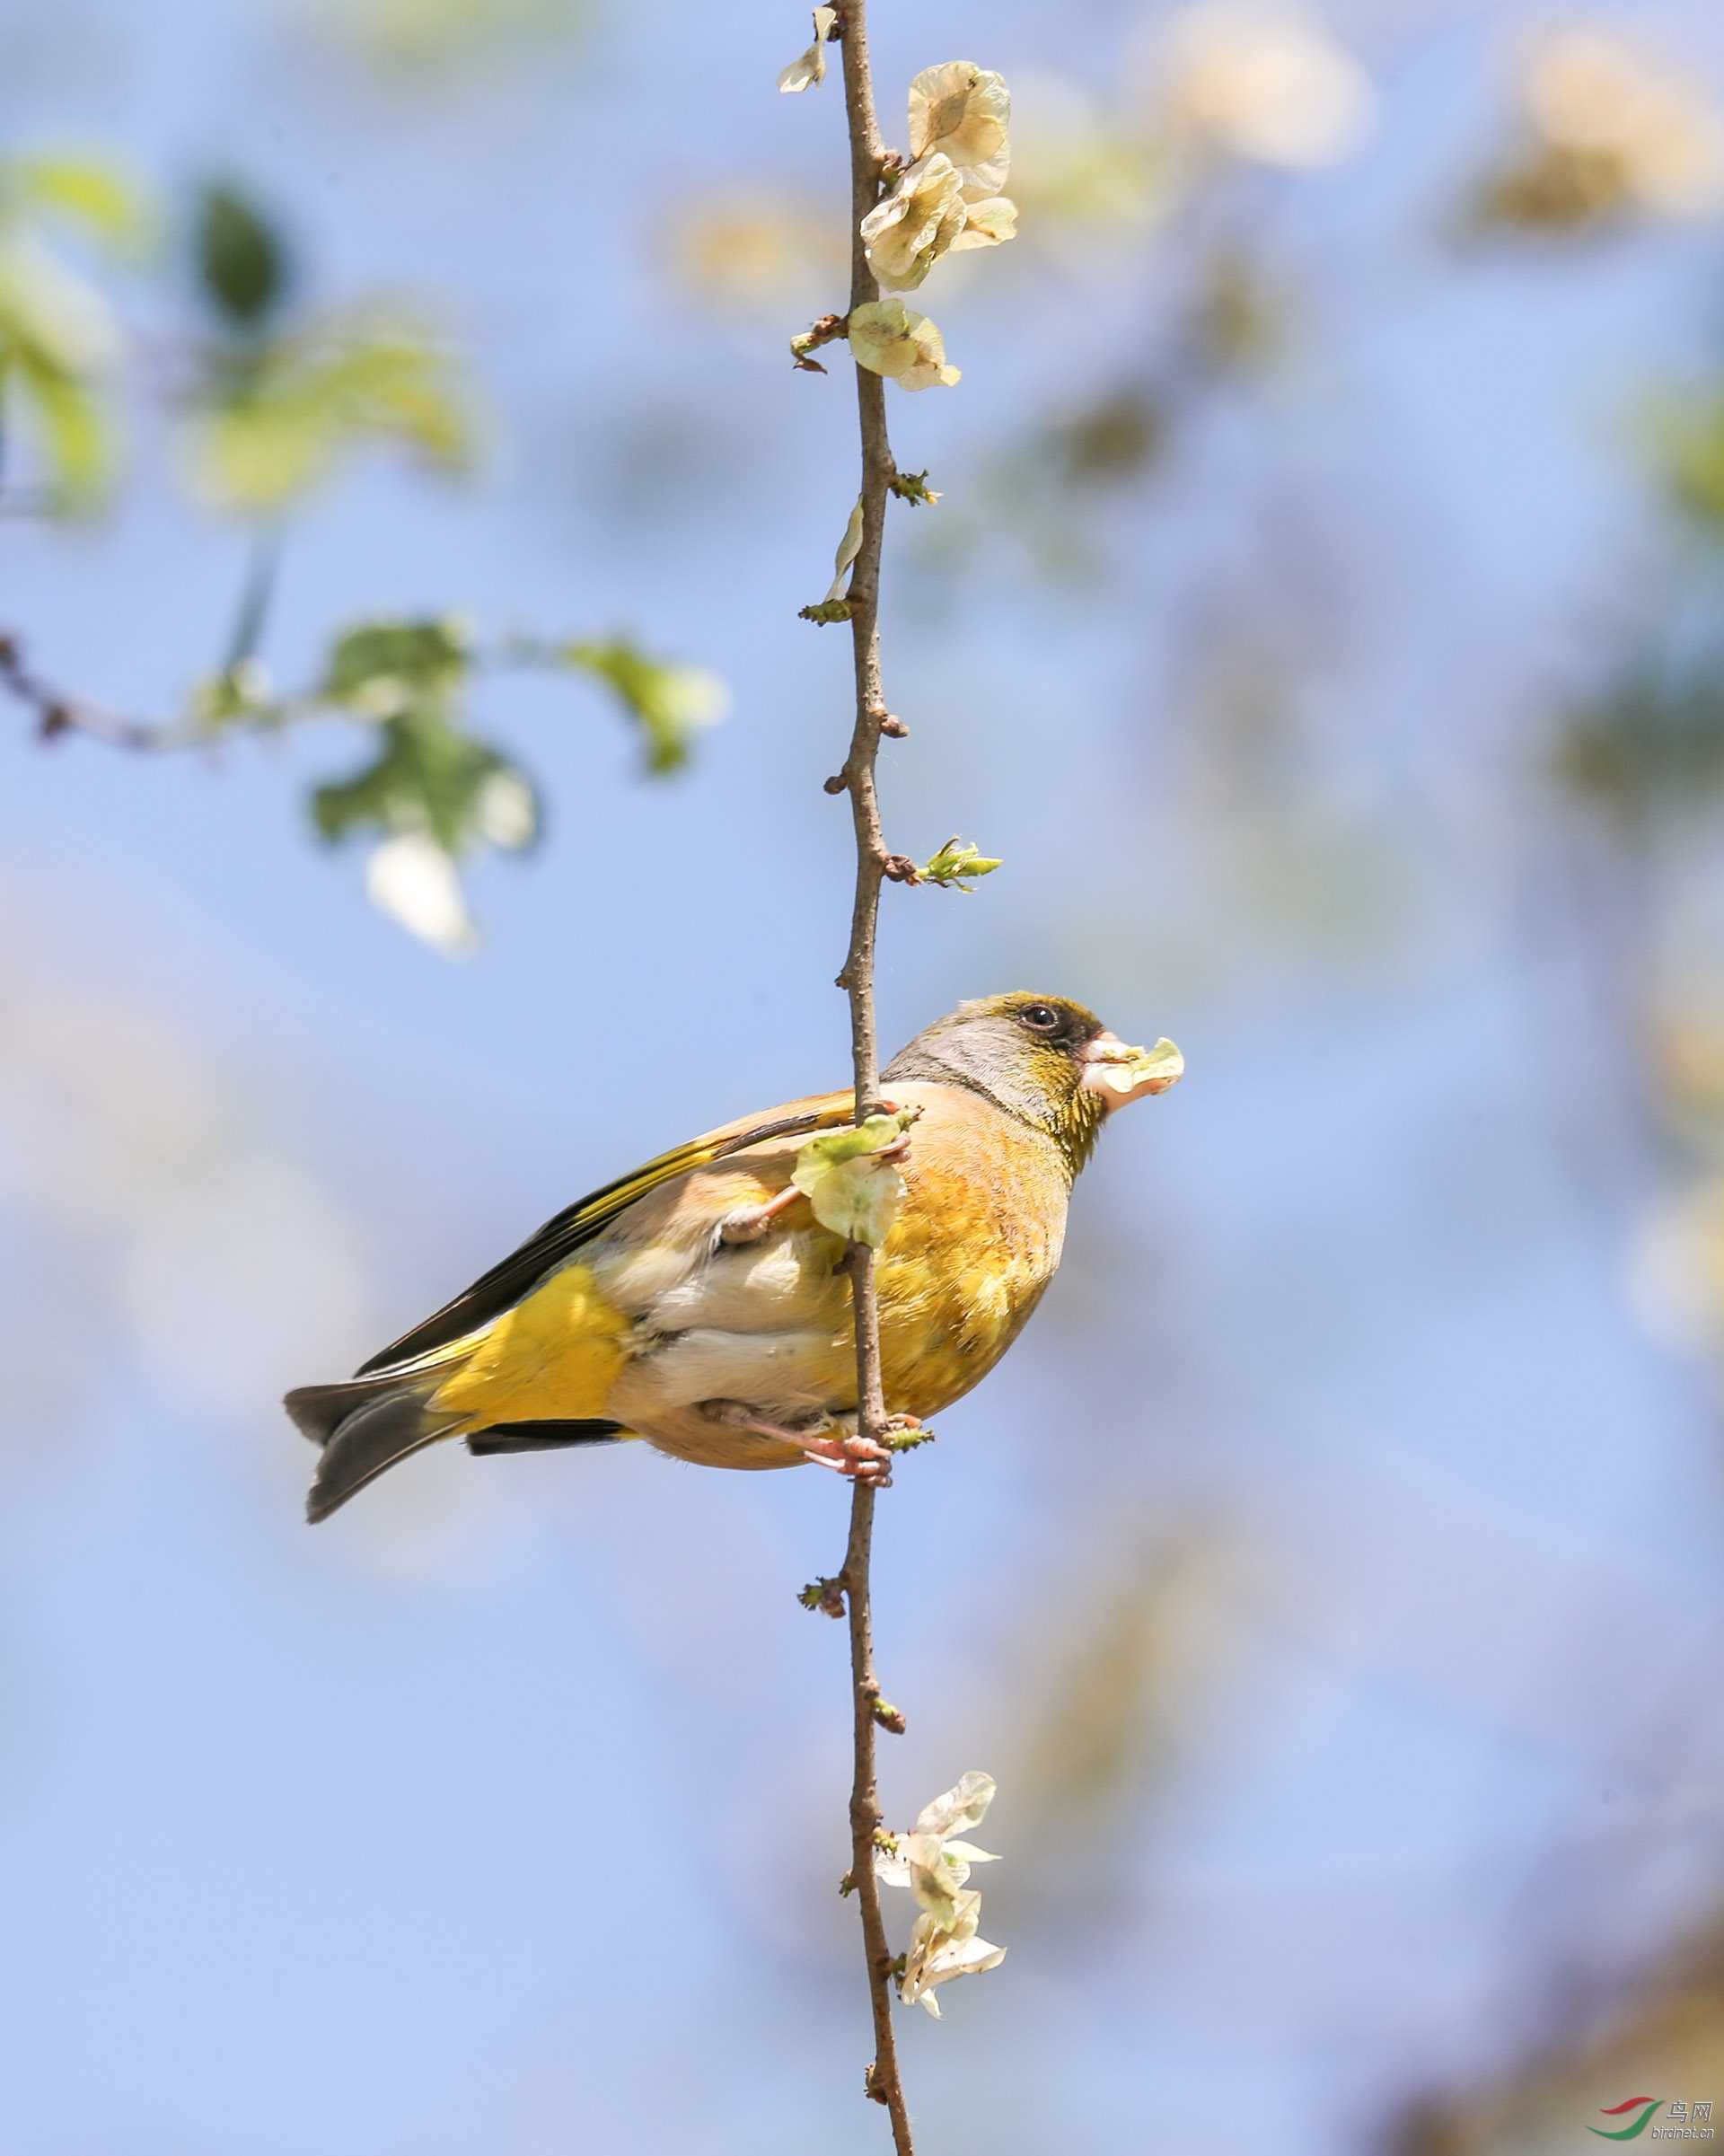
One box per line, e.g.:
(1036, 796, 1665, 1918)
(430, 1263, 633, 1429)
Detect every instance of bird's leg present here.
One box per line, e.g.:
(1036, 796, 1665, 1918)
(717, 1186, 805, 1245)
(698, 1400, 894, 1484)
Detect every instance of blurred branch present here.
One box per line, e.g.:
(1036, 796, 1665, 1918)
(0, 630, 170, 747)
(1, 167, 729, 948)
(0, 613, 724, 949)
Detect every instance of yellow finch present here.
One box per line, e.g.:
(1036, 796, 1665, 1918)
(286, 993, 1181, 1520)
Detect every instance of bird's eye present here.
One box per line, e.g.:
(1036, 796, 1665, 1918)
(1018, 1004, 1060, 1032)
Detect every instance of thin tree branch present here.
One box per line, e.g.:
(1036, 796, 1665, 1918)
(827, 4, 915, 2149)
(0, 631, 180, 748)
(219, 519, 286, 679)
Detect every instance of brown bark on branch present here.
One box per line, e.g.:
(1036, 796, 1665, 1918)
(827, 4, 917, 2150)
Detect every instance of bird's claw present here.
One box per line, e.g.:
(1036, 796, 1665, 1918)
(800, 1432, 894, 1485)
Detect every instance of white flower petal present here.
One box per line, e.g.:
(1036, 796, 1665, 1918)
(906, 1850, 963, 1926)
(913, 1771, 997, 1839)
(823, 496, 865, 602)
(860, 149, 966, 290)
(899, 1891, 1007, 2011)
(874, 1850, 914, 1890)
(779, 6, 837, 92)
(947, 195, 1017, 251)
(365, 833, 475, 955)
(847, 298, 960, 390)
(940, 1840, 1000, 1867)
(778, 41, 824, 92)
(899, 358, 961, 391)
(909, 62, 1012, 198)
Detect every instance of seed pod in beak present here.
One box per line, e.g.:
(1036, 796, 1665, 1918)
(1078, 1034, 1183, 1111)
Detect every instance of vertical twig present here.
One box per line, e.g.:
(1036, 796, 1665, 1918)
(828, 4, 915, 2149)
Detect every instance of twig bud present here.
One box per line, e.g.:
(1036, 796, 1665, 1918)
(889, 470, 941, 507)
(867, 1692, 908, 1735)
(799, 1575, 849, 1618)
(789, 312, 849, 373)
(918, 836, 1001, 892)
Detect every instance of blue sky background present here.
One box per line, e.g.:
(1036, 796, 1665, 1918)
(3, 0, 1724, 2149)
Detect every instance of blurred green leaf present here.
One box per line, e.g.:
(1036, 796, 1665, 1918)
(0, 239, 119, 505)
(4, 156, 146, 248)
(321, 617, 470, 716)
(185, 313, 471, 512)
(195, 183, 288, 330)
(8, 352, 110, 502)
(1560, 657, 1724, 818)
(311, 707, 534, 856)
(330, 0, 578, 70)
(1653, 392, 1724, 531)
(562, 638, 727, 773)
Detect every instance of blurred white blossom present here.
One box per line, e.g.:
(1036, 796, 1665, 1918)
(875, 1772, 1006, 2018)
(1161, 4, 1370, 169)
(365, 832, 475, 954)
(1523, 28, 1724, 216)
(860, 150, 966, 291)
(778, 5, 836, 93)
(847, 298, 959, 390)
(475, 769, 536, 850)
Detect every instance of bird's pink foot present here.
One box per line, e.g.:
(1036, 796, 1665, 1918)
(797, 1430, 894, 1485)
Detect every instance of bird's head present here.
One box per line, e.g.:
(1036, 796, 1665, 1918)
(882, 991, 1182, 1179)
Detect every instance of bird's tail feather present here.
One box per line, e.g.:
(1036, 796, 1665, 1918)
(287, 1377, 629, 1521)
(288, 1372, 467, 1523)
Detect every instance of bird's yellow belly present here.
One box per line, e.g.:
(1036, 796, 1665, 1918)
(875, 1236, 1053, 1419)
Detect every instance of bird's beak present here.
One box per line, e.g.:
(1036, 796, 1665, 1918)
(1078, 1031, 1184, 1112)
